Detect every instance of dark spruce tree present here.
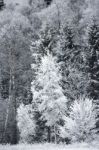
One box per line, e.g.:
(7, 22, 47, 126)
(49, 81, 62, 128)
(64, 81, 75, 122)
(38, 25, 56, 56)
(33, 111, 47, 143)
(57, 25, 83, 101)
(87, 21, 99, 100)
(86, 20, 99, 130)
(57, 26, 74, 91)
(57, 26, 75, 71)
(60, 26, 83, 69)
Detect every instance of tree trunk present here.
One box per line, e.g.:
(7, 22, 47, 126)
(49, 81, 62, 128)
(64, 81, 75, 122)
(48, 126, 51, 143)
(10, 48, 17, 144)
(54, 125, 57, 144)
(3, 48, 18, 144)
(2, 69, 12, 143)
(11, 74, 17, 144)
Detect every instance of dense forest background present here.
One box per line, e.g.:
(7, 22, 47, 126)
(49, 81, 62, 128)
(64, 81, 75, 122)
(0, 0, 99, 144)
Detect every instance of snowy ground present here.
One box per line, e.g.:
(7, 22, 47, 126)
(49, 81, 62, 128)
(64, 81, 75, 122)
(0, 143, 99, 150)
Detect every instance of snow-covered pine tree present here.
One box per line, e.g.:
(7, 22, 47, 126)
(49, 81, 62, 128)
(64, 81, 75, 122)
(31, 24, 57, 81)
(31, 25, 57, 143)
(31, 24, 56, 58)
(17, 104, 35, 143)
(31, 53, 67, 143)
(86, 20, 99, 131)
(57, 25, 75, 70)
(87, 20, 99, 100)
(60, 98, 97, 143)
(57, 25, 86, 102)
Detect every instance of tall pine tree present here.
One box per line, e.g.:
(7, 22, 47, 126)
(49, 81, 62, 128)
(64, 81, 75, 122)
(31, 53, 67, 143)
(86, 20, 99, 130)
(57, 25, 85, 102)
(87, 20, 99, 100)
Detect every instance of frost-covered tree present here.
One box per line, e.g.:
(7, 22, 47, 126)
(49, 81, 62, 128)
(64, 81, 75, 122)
(17, 104, 35, 143)
(0, 5, 34, 143)
(32, 24, 56, 57)
(60, 98, 97, 143)
(86, 20, 99, 130)
(31, 24, 57, 82)
(40, 0, 87, 44)
(56, 25, 87, 102)
(87, 20, 99, 100)
(31, 53, 67, 143)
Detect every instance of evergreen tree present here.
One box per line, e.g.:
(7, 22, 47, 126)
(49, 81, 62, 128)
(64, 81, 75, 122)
(31, 25, 57, 143)
(33, 111, 47, 143)
(57, 25, 86, 102)
(31, 53, 67, 143)
(31, 25, 57, 81)
(87, 20, 99, 100)
(57, 25, 75, 66)
(32, 25, 56, 57)
(86, 20, 99, 130)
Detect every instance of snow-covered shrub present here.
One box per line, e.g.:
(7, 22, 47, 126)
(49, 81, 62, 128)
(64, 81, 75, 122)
(60, 98, 97, 143)
(17, 104, 35, 143)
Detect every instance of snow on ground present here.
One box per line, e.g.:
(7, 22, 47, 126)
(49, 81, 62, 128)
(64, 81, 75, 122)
(0, 143, 99, 150)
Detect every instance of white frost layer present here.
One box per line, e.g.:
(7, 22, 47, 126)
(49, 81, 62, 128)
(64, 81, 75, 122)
(0, 143, 99, 150)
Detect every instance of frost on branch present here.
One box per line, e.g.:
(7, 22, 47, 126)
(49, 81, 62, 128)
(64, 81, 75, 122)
(17, 104, 35, 143)
(31, 53, 67, 143)
(60, 98, 97, 143)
